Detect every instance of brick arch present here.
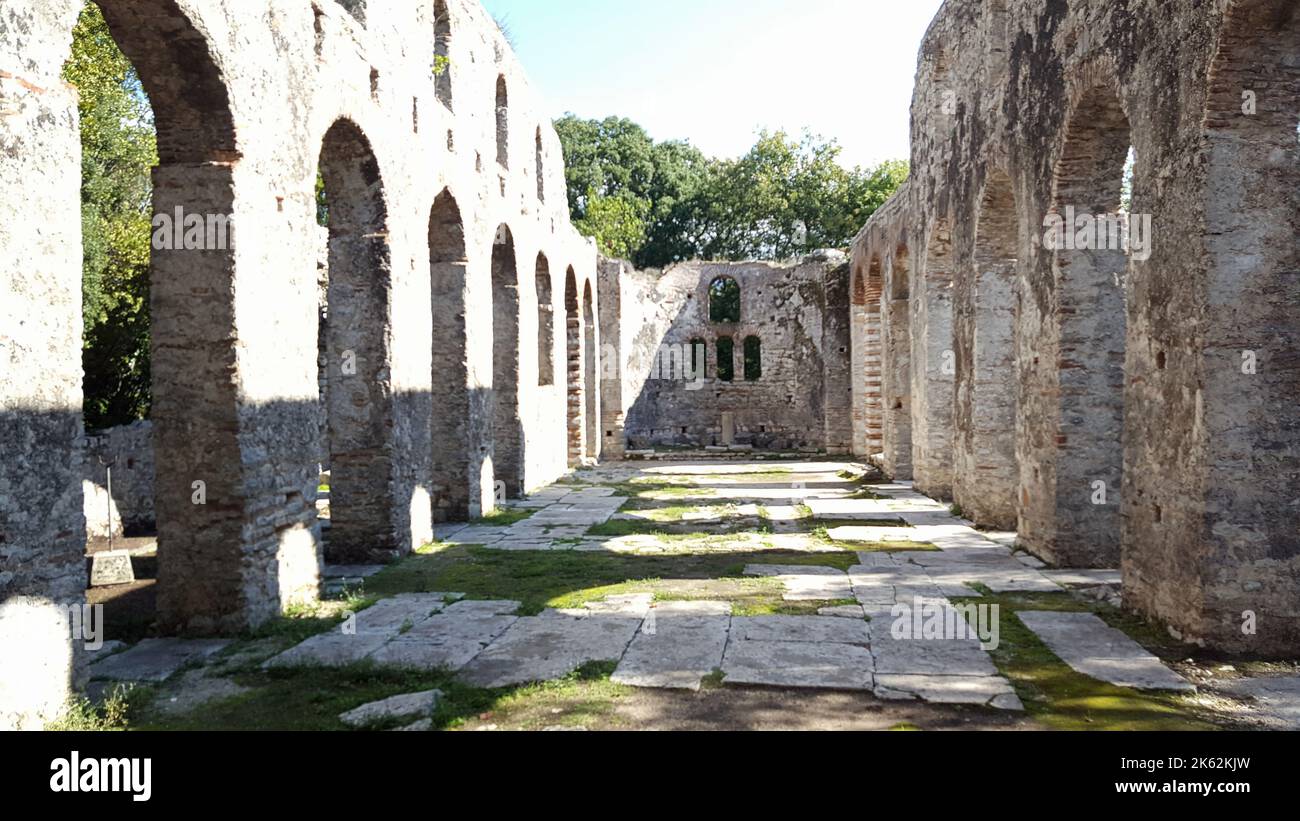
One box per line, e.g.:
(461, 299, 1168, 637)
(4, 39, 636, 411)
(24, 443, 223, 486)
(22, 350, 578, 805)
(429, 188, 477, 520)
(954, 167, 1019, 529)
(81, 1, 258, 633)
(564, 266, 586, 466)
(535, 253, 555, 387)
(491, 224, 523, 498)
(95, 0, 238, 164)
(582, 280, 599, 460)
(882, 243, 913, 478)
(1123, 0, 1300, 650)
(910, 217, 955, 499)
(1015, 76, 1132, 567)
(317, 118, 399, 564)
(850, 256, 885, 457)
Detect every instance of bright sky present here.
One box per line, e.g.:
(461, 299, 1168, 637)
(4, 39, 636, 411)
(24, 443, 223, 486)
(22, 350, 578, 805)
(482, 0, 946, 170)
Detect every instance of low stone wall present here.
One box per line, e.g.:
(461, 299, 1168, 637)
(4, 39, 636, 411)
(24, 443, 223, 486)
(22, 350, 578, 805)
(83, 421, 156, 537)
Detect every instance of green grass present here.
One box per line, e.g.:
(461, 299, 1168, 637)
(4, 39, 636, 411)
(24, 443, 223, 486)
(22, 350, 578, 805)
(365, 544, 859, 616)
(45, 686, 136, 731)
(134, 659, 638, 732)
(471, 508, 535, 527)
(952, 588, 1218, 731)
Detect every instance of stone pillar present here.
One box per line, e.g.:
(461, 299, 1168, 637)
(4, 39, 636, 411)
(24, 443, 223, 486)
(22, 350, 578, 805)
(0, 51, 87, 728)
(911, 223, 955, 499)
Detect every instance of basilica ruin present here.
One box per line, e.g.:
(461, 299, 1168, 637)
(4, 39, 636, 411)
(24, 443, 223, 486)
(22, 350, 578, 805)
(1, 0, 1297, 729)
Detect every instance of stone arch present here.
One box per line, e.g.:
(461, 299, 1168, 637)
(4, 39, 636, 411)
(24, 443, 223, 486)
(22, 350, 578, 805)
(318, 118, 397, 563)
(88, 0, 264, 633)
(911, 219, 954, 499)
(849, 257, 884, 457)
(495, 75, 510, 169)
(1124, 0, 1300, 651)
(1019, 79, 1132, 566)
(429, 188, 475, 520)
(433, 0, 453, 109)
(582, 280, 599, 460)
(536, 254, 555, 386)
(883, 243, 913, 478)
(709, 275, 742, 324)
(954, 167, 1019, 529)
(564, 266, 585, 466)
(491, 225, 523, 498)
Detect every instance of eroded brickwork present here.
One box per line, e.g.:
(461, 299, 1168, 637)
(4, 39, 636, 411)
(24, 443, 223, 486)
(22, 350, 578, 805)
(851, 0, 1300, 652)
(600, 257, 852, 455)
(0, 0, 597, 728)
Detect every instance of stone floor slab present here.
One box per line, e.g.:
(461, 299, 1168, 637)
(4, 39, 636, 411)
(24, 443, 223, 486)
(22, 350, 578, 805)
(722, 639, 874, 690)
(90, 638, 231, 683)
(612, 601, 731, 690)
(875, 674, 1020, 708)
(730, 615, 869, 645)
(371, 614, 519, 671)
(1017, 611, 1194, 692)
(457, 611, 643, 688)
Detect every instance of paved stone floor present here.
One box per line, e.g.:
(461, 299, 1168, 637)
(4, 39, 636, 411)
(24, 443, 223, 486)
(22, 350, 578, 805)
(89, 460, 1299, 727)
(261, 461, 1140, 710)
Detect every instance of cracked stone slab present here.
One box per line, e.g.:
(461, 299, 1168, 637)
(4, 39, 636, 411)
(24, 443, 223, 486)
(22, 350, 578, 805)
(265, 632, 393, 668)
(353, 594, 447, 634)
(90, 638, 231, 683)
(875, 674, 1021, 708)
(870, 633, 1000, 677)
(612, 601, 731, 690)
(457, 611, 642, 688)
(1017, 611, 1195, 692)
(730, 615, 869, 645)
(339, 690, 441, 727)
(722, 639, 874, 690)
(370, 613, 519, 670)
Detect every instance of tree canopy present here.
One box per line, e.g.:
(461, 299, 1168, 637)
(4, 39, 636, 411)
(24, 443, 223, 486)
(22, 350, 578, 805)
(554, 114, 908, 268)
(64, 1, 158, 430)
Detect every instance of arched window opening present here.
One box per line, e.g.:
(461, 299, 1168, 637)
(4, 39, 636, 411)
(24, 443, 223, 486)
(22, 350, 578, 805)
(716, 337, 735, 382)
(709, 276, 740, 324)
(536, 255, 554, 386)
(535, 127, 546, 203)
(495, 75, 509, 169)
(434, 0, 453, 109)
(743, 336, 762, 381)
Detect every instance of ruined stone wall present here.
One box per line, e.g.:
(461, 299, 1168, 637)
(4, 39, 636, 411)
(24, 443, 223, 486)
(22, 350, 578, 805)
(82, 421, 156, 538)
(0, 0, 597, 728)
(603, 258, 851, 454)
(851, 0, 1300, 653)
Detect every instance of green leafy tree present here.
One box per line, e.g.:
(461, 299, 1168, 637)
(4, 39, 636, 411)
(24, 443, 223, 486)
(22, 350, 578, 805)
(63, 2, 158, 429)
(555, 115, 709, 268)
(556, 115, 907, 267)
(573, 190, 651, 260)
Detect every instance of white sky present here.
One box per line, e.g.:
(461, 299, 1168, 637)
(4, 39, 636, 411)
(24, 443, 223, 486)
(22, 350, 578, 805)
(482, 0, 946, 169)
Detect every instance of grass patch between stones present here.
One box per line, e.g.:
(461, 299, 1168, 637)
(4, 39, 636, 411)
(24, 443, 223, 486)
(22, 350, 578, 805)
(952, 588, 1219, 731)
